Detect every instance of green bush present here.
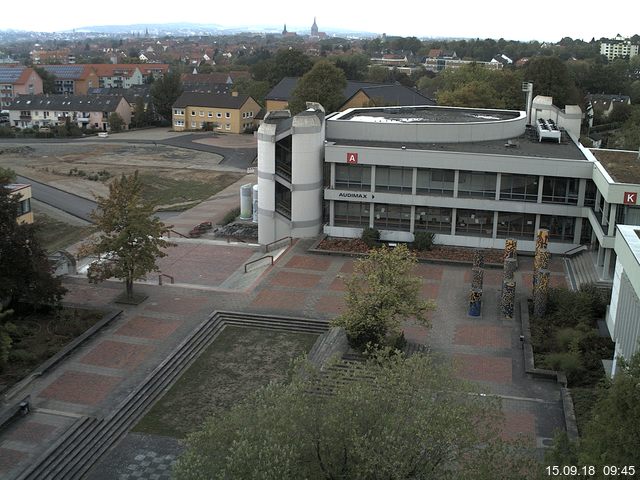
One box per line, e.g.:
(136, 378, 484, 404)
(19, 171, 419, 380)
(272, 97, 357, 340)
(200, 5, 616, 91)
(413, 231, 435, 251)
(0, 126, 15, 138)
(8, 348, 39, 364)
(544, 351, 584, 384)
(361, 227, 380, 247)
(222, 207, 240, 225)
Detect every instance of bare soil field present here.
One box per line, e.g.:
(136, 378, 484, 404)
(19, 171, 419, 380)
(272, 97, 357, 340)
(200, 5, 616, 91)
(0, 143, 240, 204)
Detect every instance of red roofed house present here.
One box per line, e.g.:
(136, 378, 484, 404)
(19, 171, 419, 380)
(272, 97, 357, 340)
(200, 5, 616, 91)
(0, 66, 43, 108)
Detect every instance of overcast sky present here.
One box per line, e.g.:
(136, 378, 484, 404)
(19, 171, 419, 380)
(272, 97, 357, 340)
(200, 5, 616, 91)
(4, 0, 638, 42)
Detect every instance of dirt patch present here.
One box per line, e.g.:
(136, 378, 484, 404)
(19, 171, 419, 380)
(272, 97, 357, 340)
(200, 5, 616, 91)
(132, 326, 317, 439)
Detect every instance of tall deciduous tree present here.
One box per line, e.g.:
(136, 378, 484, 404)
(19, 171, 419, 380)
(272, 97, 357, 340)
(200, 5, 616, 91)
(332, 244, 434, 350)
(0, 169, 66, 309)
(108, 112, 125, 132)
(82, 171, 173, 300)
(33, 66, 57, 94)
(151, 71, 183, 122)
(288, 60, 347, 114)
(525, 56, 578, 107)
(173, 352, 541, 480)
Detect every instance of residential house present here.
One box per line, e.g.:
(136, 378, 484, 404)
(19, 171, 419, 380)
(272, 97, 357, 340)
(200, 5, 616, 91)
(172, 92, 260, 133)
(600, 35, 639, 60)
(91, 64, 144, 89)
(586, 94, 631, 119)
(7, 184, 33, 224)
(6, 94, 131, 131)
(30, 48, 74, 64)
(0, 66, 43, 108)
(38, 65, 99, 95)
(491, 54, 513, 66)
(264, 77, 434, 112)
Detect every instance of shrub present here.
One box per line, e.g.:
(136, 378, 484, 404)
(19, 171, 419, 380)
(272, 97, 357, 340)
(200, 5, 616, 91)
(413, 231, 435, 251)
(0, 126, 15, 138)
(222, 207, 240, 225)
(544, 351, 584, 384)
(361, 227, 380, 247)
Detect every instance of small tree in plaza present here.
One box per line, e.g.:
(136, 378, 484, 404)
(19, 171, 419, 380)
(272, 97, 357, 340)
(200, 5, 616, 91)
(81, 171, 173, 301)
(332, 244, 434, 350)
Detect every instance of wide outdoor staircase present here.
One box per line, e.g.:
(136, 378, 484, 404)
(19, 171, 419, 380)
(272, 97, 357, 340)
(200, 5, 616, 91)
(564, 250, 612, 292)
(16, 312, 329, 480)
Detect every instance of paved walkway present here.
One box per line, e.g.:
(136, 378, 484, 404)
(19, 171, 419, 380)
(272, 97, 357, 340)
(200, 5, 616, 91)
(0, 240, 569, 478)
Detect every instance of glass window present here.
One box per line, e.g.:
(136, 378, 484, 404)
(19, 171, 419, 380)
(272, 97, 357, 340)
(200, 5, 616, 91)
(584, 180, 597, 207)
(496, 212, 536, 239)
(416, 168, 454, 196)
(415, 206, 452, 233)
(18, 198, 31, 215)
(225, 112, 230, 118)
(540, 215, 575, 243)
(216, 112, 222, 118)
(542, 177, 579, 205)
(375, 167, 413, 193)
(500, 174, 538, 202)
(374, 203, 412, 231)
(335, 164, 371, 190)
(334, 201, 370, 227)
(457, 171, 496, 199)
(455, 209, 494, 237)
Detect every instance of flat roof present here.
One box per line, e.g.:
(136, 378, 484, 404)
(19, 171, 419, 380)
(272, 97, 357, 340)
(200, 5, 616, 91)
(5, 183, 29, 192)
(335, 105, 521, 124)
(328, 133, 589, 161)
(590, 149, 640, 184)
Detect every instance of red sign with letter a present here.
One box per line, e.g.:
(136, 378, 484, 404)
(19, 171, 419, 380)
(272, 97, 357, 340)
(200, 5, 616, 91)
(624, 192, 637, 205)
(346, 152, 358, 164)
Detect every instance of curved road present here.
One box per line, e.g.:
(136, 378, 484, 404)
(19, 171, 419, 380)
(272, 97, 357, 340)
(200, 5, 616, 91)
(17, 175, 97, 223)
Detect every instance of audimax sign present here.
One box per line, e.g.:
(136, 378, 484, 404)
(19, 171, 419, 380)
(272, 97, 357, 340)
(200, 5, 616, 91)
(338, 191, 369, 199)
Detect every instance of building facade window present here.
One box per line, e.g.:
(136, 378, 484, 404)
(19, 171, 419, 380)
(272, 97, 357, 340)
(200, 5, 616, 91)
(173, 109, 184, 116)
(542, 177, 579, 205)
(190, 111, 196, 116)
(17, 198, 31, 216)
(335, 164, 371, 190)
(208, 112, 213, 117)
(415, 206, 452, 233)
(334, 201, 370, 227)
(584, 180, 597, 207)
(457, 171, 497, 199)
(374, 203, 412, 231)
(191, 122, 196, 128)
(375, 166, 413, 193)
(225, 124, 231, 130)
(416, 168, 454, 196)
(216, 112, 222, 118)
(174, 120, 184, 127)
(455, 209, 494, 237)
(496, 212, 536, 239)
(500, 174, 538, 202)
(540, 215, 575, 242)
(225, 112, 230, 118)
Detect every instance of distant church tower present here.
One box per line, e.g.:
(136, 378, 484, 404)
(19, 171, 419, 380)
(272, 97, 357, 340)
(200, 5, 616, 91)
(282, 24, 288, 35)
(311, 17, 318, 37)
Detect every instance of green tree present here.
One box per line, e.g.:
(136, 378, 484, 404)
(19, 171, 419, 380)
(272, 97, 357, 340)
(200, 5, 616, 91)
(549, 350, 640, 476)
(33, 66, 57, 94)
(333, 53, 370, 80)
(108, 112, 125, 132)
(332, 244, 434, 350)
(81, 171, 173, 300)
(131, 97, 150, 128)
(151, 71, 183, 122)
(251, 48, 313, 87)
(174, 352, 541, 480)
(0, 171, 66, 309)
(288, 60, 347, 114)
(525, 56, 578, 107)
(232, 78, 270, 106)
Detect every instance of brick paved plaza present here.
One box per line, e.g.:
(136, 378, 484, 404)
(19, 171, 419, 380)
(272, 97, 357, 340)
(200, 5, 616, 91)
(0, 239, 567, 478)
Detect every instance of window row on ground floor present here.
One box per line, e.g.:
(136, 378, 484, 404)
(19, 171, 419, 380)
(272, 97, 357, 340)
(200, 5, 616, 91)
(330, 201, 580, 242)
(332, 165, 596, 206)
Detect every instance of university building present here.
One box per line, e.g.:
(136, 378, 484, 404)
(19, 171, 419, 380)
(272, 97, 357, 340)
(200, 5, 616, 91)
(257, 100, 640, 284)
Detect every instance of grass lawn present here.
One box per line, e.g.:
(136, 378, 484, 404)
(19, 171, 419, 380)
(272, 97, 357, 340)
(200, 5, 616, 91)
(133, 326, 318, 439)
(33, 210, 93, 253)
(138, 172, 242, 208)
(0, 308, 104, 394)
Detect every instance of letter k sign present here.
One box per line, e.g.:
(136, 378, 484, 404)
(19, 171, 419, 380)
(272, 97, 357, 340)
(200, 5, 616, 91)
(624, 192, 637, 205)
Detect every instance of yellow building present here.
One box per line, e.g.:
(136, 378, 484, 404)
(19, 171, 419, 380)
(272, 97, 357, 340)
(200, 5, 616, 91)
(8, 184, 33, 224)
(172, 92, 261, 134)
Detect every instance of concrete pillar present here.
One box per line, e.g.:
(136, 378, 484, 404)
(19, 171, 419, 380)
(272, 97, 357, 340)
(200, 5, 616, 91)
(370, 165, 376, 193)
(329, 200, 335, 226)
(534, 214, 541, 233)
(537, 175, 544, 203)
(330, 162, 335, 188)
(574, 217, 583, 245)
(608, 204, 618, 236)
(603, 249, 612, 280)
(369, 202, 375, 228)
(577, 178, 586, 207)
(495, 173, 502, 201)
(597, 244, 604, 267)
(453, 170, 460, 198)
(492, 211, 499, 239)
(410, 205, 416, 233)
(451, 208, 457, 236)
(412, 167, 417, 196)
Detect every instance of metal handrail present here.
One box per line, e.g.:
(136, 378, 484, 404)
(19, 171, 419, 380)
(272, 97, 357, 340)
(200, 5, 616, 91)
(166, 229, 188, 239)
(158, 273, 175, 285)
(244, 255, 274, 273)
(264, 236, 293, 253)
(563, 244, 587, 257)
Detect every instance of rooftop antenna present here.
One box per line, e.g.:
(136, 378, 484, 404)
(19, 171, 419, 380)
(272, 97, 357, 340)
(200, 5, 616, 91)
(522, 82, 533, 125)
